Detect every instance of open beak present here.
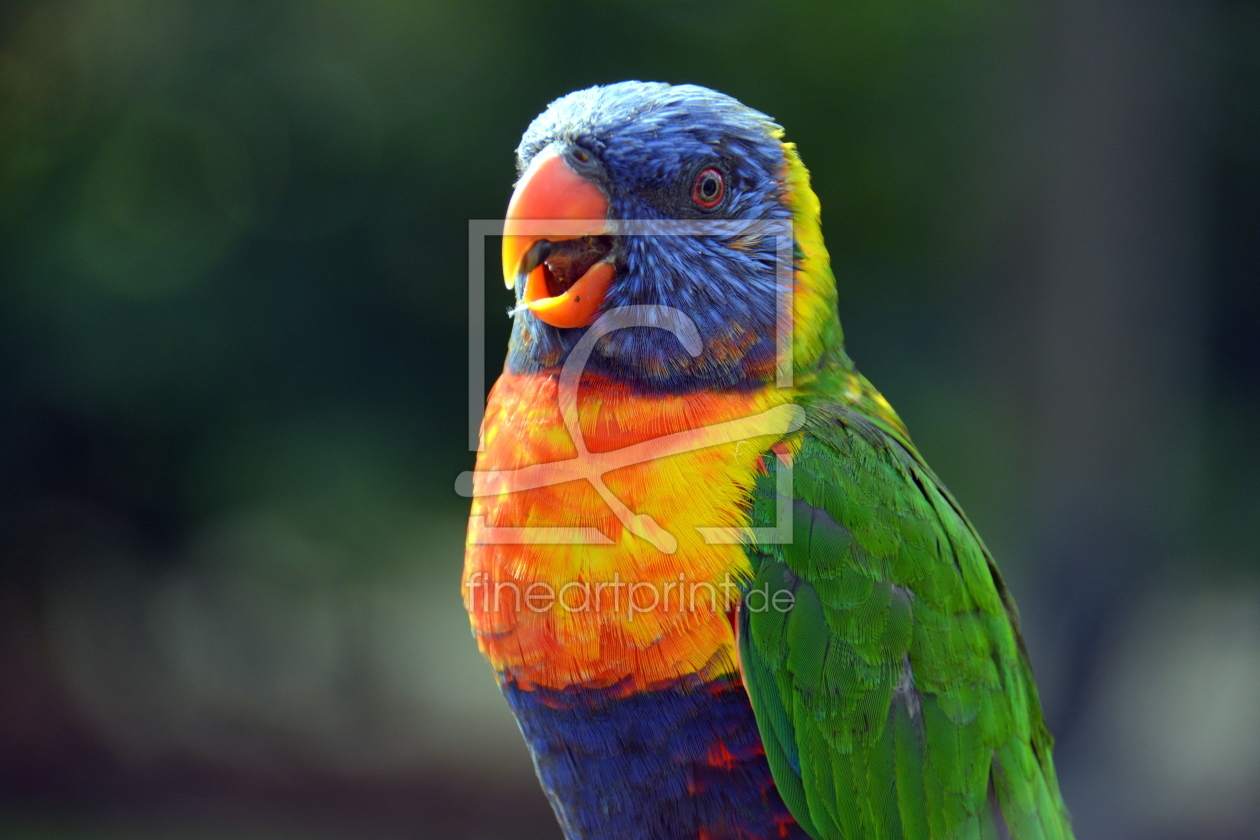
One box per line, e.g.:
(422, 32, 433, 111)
(502, 147, 614, 329)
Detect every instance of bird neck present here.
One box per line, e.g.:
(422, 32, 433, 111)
(779, 141, 846, 385)
(779, 144, 913, 445)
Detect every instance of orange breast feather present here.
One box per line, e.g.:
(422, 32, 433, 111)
(464, 371, 794, 692)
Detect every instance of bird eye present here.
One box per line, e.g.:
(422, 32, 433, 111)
(692, 168, 725, 209)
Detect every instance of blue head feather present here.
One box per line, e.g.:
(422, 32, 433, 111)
(506, 82, 791, 392)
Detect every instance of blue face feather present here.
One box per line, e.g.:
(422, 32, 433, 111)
(506, 82, 791, 392)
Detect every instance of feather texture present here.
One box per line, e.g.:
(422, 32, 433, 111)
(465, 81, 1073, 840)
(738, 404, 1072, 839)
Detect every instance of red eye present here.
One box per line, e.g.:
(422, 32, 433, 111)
(692, 168, 724, 208)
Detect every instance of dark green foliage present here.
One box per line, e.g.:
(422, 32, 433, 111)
(740, 405, 1073, 840)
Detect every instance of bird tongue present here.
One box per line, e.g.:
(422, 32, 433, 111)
(542, 235, 613, 298)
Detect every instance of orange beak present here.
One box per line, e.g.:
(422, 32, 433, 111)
(502, 147, 614, 329)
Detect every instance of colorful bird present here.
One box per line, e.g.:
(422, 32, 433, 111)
(464, 82, 1073, 840)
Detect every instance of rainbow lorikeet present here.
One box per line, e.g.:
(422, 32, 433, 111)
(464, 82, 1073, 840)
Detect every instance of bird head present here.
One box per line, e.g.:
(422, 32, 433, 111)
(502, 81, 841, 391)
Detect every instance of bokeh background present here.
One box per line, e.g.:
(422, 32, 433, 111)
(1, 1, 1257, 838)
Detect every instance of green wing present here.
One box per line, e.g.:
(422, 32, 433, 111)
(740, 403, 1073, 840)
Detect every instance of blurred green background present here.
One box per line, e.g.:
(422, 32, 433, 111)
(1, 1, 1258, 838)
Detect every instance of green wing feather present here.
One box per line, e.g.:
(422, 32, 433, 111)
(740, 401, 1073, 840)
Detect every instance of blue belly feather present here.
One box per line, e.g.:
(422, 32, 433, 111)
(501, 675, 811, 840)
